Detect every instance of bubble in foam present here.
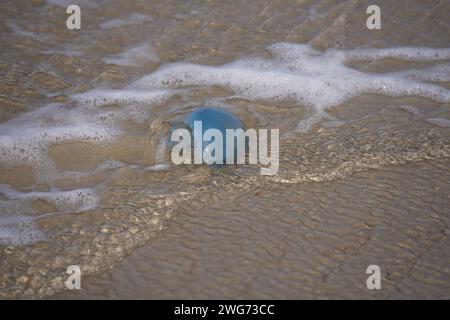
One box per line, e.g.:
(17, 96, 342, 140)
(73, 89, 173, 108)
(392, 64, 450, 82)
(332, 47, 450, 62)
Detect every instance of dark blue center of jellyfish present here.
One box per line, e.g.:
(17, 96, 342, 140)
(184, 107, 245, 164)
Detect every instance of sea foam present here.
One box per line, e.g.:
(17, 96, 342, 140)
(2, 42, 449, 183)
(102, 43, 160, 67)
(99, 14, 154, 30)
(129, 43, 450, 131)
(0, 186, 98, 245)
(1, 42, 449, 245)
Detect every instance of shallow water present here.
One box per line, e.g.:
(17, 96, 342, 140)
(58, 160, 450, 299)
(0, 0, 449, 298)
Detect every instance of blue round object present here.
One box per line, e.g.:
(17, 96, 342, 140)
(185, 107, 245, 164)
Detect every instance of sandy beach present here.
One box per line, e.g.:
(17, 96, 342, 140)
(0, 0, 449, 299)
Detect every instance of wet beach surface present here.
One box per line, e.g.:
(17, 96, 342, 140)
(0, 0, 449, 299)
(58, 159, 450, 299)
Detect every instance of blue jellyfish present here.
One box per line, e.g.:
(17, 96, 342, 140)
(184, 107, 245, 164)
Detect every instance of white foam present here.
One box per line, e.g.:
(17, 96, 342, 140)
(103, 43, 160, 67)
(99, 14, 154, 30)
(0, 215, 45, 246)
(333, 47, 450, 62)
(321, 120, 346, 128)
(5, 22, 36, 38)
(0, 88, 174, 246)
(0, 89, 175, 182)
(426, 117, 450, 128)
(393, 64, 450, 82)
(0, 185, 99, 215)
(57, 160, 127, 181)
(146, 164, 170, 171)
(130, 42, 450, 131)
(3, 43, 447, 184)
(41, 49, 84, 57)
(73, 88, 172, 109)
(1, 42, 450, 245)
(0, 186, 98, 246)
(1, 42, 448, 182)
(0, 103, 120, 181)
(398, 105, 420, 115)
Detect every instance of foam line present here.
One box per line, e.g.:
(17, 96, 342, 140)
(0, 185, 99, 214)
(129, 43, 450, 132)
(333, 47, 450, 62)
(0, 215, 45, 246)
(102, 43, 160, 67)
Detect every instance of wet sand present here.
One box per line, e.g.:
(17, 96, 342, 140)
(0, 0, 449, 299)
(58, 159, 450, 299)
